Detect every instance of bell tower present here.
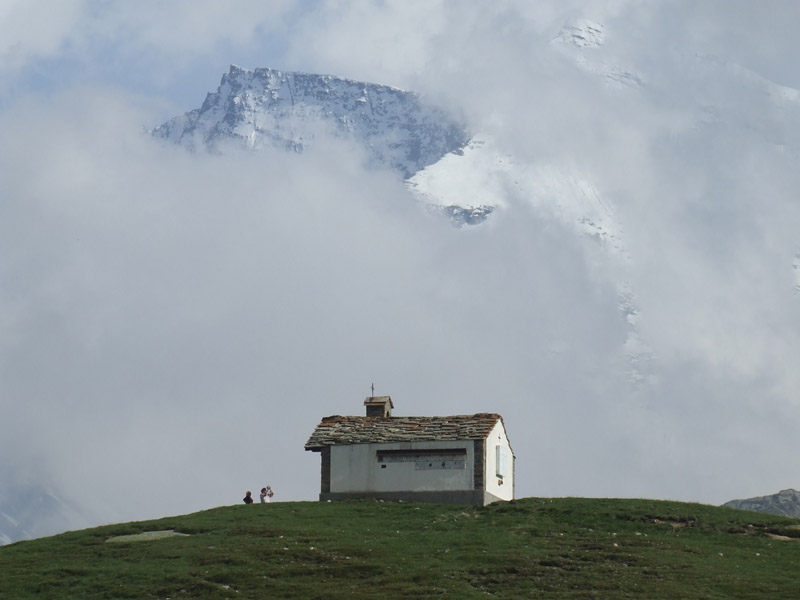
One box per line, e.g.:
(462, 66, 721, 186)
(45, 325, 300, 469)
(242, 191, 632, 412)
(364, 394, 393, 418)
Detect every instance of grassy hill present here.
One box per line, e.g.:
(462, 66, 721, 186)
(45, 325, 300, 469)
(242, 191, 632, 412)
(1, 497, 799, 599)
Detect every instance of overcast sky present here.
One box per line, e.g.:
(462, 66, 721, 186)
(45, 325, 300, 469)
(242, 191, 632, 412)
(2, 0, 800, 537)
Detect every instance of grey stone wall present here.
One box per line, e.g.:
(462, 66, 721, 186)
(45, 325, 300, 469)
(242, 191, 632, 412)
(320, 447, 331, 494)
(473, 439, 484, 490)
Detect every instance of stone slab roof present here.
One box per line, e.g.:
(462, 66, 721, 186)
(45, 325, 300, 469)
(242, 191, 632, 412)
(305, 413, 503, 450)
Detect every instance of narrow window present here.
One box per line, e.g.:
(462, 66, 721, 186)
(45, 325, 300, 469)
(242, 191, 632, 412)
(496, 445, 508, 478)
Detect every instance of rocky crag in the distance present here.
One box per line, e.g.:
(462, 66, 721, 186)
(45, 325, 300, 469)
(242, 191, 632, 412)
(723, 489, 800, 518)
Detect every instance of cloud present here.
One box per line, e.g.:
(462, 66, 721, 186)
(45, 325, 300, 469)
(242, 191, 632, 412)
(1, 0, 301, 71)
(0, 84, 634, 525)
(281, 0, 640, 90)
(641, 0, 800, 88)
(0, 0, 306, 110)
(3, 0, 800, 539)
(0, 0, 86, 71)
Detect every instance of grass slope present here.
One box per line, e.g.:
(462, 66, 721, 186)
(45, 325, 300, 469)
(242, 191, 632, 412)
(1, 497, 799, 599)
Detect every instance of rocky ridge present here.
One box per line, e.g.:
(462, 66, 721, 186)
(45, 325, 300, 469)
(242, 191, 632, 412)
(723, 489, 800, 518)
(153, 65, 469, 179)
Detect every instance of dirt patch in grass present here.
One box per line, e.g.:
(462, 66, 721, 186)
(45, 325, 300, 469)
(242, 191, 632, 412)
(767, 533, 798, 542)
(106, 530, 190, 543)
(651, 518, 688, 529)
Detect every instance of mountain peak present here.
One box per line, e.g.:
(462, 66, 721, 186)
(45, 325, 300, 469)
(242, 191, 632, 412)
(153, 66, 468, 178)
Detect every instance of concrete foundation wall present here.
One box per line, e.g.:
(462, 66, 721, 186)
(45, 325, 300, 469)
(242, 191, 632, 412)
(320, 490, 505, 506)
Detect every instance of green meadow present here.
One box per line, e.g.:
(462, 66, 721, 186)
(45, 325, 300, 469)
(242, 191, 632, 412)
(1, 497, 799, 599)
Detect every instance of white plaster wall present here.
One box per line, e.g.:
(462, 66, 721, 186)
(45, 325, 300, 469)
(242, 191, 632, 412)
(330, 440, 473, 493)
(484, 421, 514, 501)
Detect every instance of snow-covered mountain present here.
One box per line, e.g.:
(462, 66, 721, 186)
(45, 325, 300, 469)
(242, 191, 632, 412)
(152, 16, 800, 390)
(152, 21, 647, 248)
(153, 58, 659, 386)
(151, 21, 646, 245)
(406, 136, 626, 253)
(152, 61, 629, 239)
(407, 18, 635, 246)
(153, 65, 469, 179)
